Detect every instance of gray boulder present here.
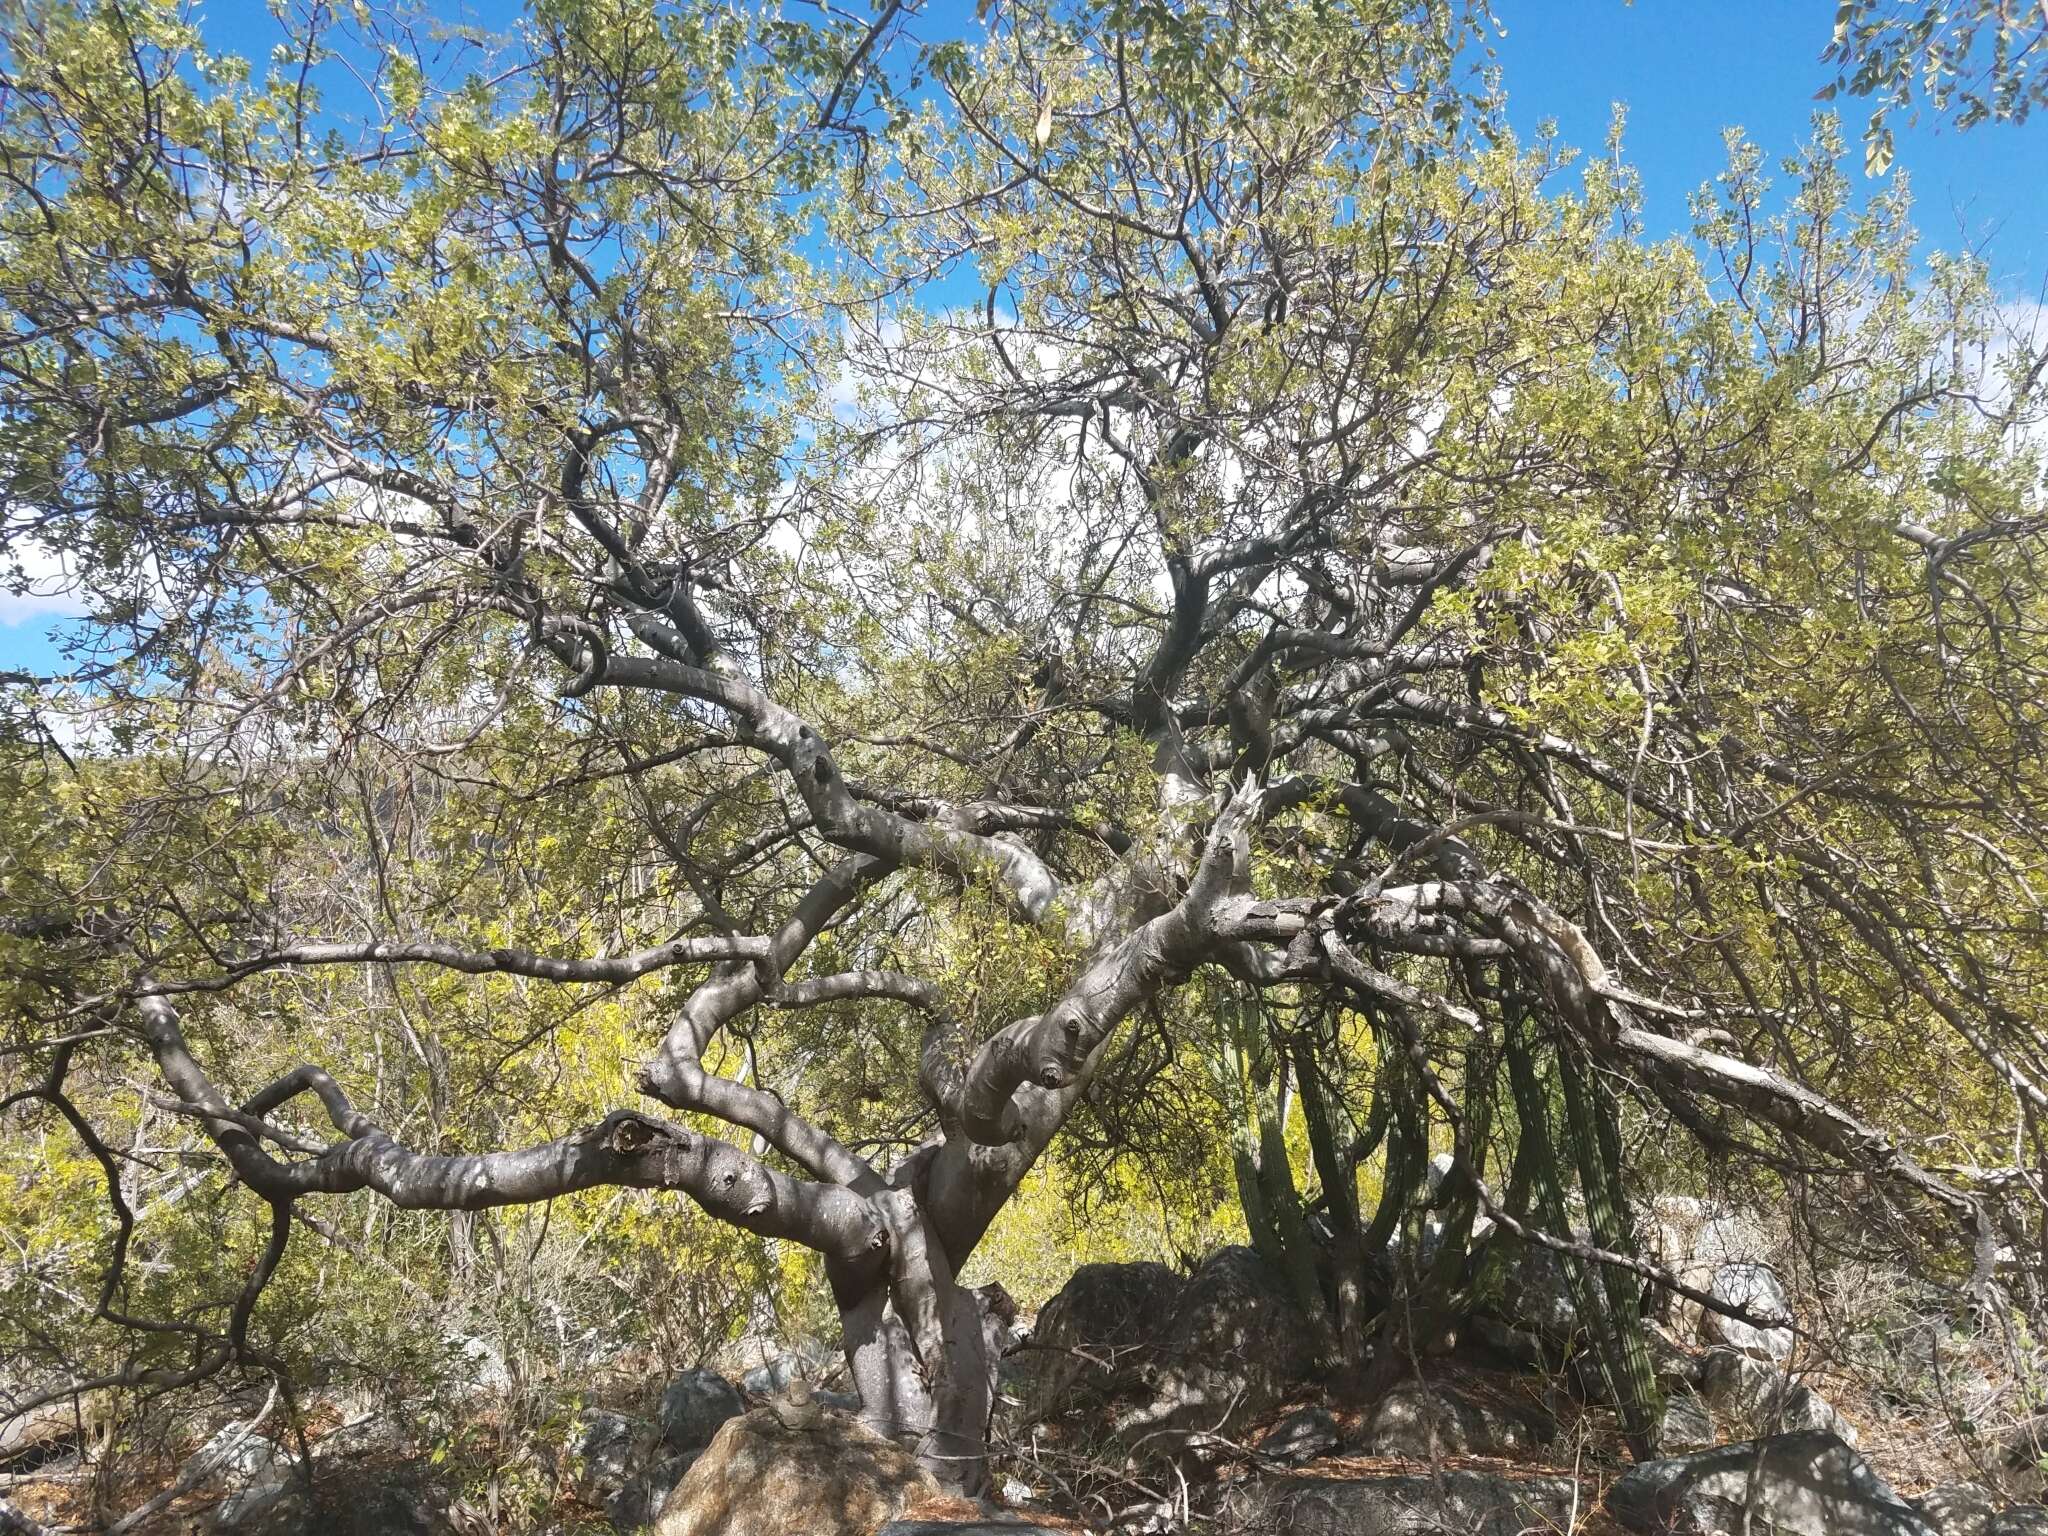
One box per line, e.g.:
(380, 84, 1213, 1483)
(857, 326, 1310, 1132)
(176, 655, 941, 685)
(1471, 1313, 1548, 1366)
(1259, 1406, 1342, 1465)
(1017, 1248, 1319, 1454)
(0, 1402, 82, 1472)
(1701, 1263, 1795, 1362)
(1389, 1157, 1498, 1273)
(738, 1354, 812, 1397)
(1110, 1246, 1320, 1442)
(194, 1423, 301, 1535)
(1495, 1238, 1585, 1359)
(1010, 1259, 1183, 1418)
(1642, 1203, 1768, 1274)
(1485, 1247, 1706, 1375)
(1646, 1319, 1706, 1386)
(210, 1480, 302, 1533)
(1607, 1431, 1935, 1536)
(1643, 1202, 1772, 1339)
(338, 1485, 443, 1536)
(317, 1409, 408, 1458)
(187, 1424, 289, 1488)
(1915, 1482, 1997, 1536)
(723, 1331, 834, 1399)
(659, 1369, 743, 1452)
(441, 1332, 511, 1391)
(218, 1481, 441, 1536)
(1698, 1348, 1857, 1446)
(1224, 1470, 1583, 1536)
(1655, 1388, 1717, 1454)
(566, 1409, 650, 1496)
(1425, 1151, 1458, 1200)
(1987, 1510, 2048, 1536)
(607, 1453, 695, 1532)
(1364, 1379, 1552, 1459)
(564, 1407, 694, 1530)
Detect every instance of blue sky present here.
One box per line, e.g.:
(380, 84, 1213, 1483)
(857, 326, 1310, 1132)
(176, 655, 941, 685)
(4, 0, 2043, 674)
(1490, 0, 2045, 282)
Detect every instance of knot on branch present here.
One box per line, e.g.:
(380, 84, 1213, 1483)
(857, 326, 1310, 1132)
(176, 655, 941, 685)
(601, 1112, 687, 1159)
(634, 1057, 678, 1102)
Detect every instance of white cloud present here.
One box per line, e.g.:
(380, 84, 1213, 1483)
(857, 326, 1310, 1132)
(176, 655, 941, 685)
(1984, 298, 2047, 453)
(0, 539, 87, 628)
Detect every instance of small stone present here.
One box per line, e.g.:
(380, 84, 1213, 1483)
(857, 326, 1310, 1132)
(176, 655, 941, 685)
(769, 1383, 825, 1432)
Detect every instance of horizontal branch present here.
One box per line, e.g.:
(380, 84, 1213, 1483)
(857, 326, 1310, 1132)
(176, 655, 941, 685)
(140, 933, 771, 995)
(132, 996, 888, 1265)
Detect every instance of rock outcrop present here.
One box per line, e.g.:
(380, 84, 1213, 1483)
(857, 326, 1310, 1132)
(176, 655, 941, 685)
(1224, 1469, 1583, 1536)
(1493, 1239, 1584, 1360)
(1701, 1262, 1796, 1361)
(1916, 1482, 1999, 1536)
(564, 1400, 700, 1530)
(1697, 1347, 1857, 1445)
(1653, 1386, 1717, 1454)
(1114, 1246, 1321, 1440)
(1362, 1378, 1553, 1459)
(212, 1476, 443, 1536)
(1606, 1431, 1936, 1536)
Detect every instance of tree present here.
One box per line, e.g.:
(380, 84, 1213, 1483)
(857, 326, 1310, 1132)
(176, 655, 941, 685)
(1820, 0, 2048, 172)
(2, 0, 2046, 1497)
